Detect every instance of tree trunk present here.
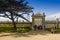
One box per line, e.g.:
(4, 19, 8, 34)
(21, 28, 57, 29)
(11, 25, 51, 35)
(10, 12, 17, 31)
(12, 18, 17, 30)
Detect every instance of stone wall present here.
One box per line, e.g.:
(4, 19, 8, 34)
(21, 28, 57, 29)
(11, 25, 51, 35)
(45, 24, 55, 28)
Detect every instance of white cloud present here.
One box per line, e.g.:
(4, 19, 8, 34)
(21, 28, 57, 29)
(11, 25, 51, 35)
(0, 12, 60, 22)
(46, 12, 60, 21)
(0, 17, 12, 22)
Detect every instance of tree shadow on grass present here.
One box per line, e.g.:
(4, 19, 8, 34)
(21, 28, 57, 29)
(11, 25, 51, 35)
(0, 30, 51, 37)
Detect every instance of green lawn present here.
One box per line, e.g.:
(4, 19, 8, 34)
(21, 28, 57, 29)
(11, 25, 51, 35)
(55, 28, 60, 33)
(0, 27, 30, 33)
(46, 28, 60, 33)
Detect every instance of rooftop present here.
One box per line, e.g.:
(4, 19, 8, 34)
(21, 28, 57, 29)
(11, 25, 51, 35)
(34, 12, 43, 17)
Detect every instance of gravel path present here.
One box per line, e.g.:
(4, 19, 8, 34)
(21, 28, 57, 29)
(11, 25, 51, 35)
(0, 30, 60, 40)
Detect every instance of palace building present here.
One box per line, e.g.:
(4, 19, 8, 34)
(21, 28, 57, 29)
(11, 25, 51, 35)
(32, 12, 60, 29)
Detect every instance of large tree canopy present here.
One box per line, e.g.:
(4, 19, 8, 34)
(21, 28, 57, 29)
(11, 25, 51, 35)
(0, 0, 33, 12)
(0, 0, 33, 30)
(0, 0, 33, 22)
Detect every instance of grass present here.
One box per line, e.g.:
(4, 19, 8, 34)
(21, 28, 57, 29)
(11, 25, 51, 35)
(45, 28, 51, 32)
(55, 28, 60, 33)
(0, 27, 15, 32)
(46, 28, 60, 33)
(0, 27, 31, 33)
(1, 27, 60, 33)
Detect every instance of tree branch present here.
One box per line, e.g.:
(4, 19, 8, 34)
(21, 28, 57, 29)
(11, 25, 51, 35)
(5, 12, 12, 20)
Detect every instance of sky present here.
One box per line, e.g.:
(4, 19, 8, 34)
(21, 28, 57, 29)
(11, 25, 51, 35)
(0, 0, 60, 22)
(26, 0, 60, 16)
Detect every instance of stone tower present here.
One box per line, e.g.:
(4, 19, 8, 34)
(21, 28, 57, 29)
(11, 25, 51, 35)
(32, 12, 45, 30)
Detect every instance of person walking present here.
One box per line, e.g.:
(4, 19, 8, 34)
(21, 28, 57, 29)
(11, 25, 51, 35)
(51, 27, 54, 33)
(34, 25, 37, 31)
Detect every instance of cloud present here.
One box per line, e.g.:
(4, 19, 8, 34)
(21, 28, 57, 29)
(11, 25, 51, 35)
(0, 12, 60, 22)
(45, 12, 60, 21)
(0, 17, 12, 22)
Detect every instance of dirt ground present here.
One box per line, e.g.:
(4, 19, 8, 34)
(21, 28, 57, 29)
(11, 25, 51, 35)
(0, 30, 60, 40)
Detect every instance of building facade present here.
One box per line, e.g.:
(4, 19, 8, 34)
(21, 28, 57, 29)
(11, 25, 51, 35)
(32, 12, 60, 29)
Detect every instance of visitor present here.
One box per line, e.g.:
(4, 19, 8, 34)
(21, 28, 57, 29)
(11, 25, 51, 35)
(54, 26, 57, 33)
(40, 25, 42, 30)
(51, 26, 55, 34)
(34, 25, 37, 31)
(51, 27, 54, 33)
(44, 26, 46, 30)
(38, 25, 40, 30)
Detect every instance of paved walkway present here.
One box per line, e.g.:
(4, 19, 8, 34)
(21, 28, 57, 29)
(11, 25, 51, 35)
(0, 30, 60, 40)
